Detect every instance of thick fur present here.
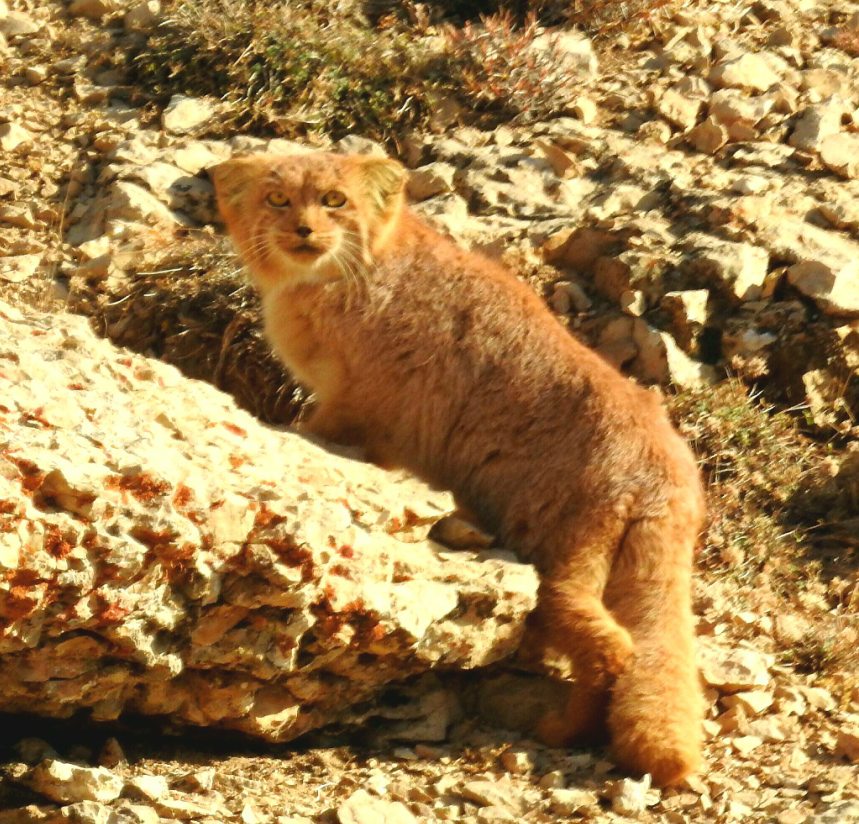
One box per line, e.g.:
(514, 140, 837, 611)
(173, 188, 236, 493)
(211, 152, 706, 786)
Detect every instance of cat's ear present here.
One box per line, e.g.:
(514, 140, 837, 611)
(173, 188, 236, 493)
(358, 157, 406, 216)
(208, 156, 259, 213)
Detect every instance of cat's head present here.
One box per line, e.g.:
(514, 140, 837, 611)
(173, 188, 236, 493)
(210, 151, 406, 292)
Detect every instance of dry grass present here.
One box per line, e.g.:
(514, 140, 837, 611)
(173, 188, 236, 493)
(670, 381, 858, 680)
(123, 0, 673, 145)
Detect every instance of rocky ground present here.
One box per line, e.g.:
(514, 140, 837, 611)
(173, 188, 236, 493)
(0, 0, 858, 822)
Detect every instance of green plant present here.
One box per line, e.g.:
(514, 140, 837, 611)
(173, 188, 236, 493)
(130, 0, 448, 143)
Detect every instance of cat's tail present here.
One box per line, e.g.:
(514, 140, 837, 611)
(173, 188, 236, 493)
(604, 500, 705, 787)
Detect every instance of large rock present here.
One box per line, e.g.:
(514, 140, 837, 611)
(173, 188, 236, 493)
(0, 300, 537, 740)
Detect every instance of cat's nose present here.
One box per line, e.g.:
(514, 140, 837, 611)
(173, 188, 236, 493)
(296, 225, 312, 238)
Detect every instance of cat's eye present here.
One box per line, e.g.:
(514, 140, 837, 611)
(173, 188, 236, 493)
(266, 191, 291, 208)
(321, 190, 347, 208)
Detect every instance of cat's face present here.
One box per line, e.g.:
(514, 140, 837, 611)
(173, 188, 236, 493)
(211, 152, 405, 292)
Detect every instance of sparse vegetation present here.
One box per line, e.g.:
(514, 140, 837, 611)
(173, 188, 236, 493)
(670, 381, 821, 578)
(125, 0, 674, 145)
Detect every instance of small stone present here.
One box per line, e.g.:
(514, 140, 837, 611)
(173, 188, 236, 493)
(337, 789, 417, 824)
(661, 290, 710, 351)
(334, 134, 387, 157)
(0, 253, 41, 283)
(788, 261, 859, 318)
(687, 117, 728, 154)
(499, 749, 534, 775)
(688, 234, 770, 301)
(722, 690, 774, 716)
(530, 30, 597, 78)
(710, 52, 782, 92)
(731, 734, 764, 755)
(176, 767, 216, 792)
(698, 642, 773, 692)
(708, 89, 774, 126)
(429, 514, 494, 549)
(241, 802, 263, 824)
(549, 788, 599, 816)
(658, 88, 703, 130)
(0, 122, 33, 153)
(114, 803, 160, 824)
(124, 0, 160, 31)
(572, 97, 597, 124)
(0, 10, 40, 36)
(632, 321, 716, 389)
(620, 289, 647, 317)
(535, 140, 579, 178)
(126, 774, 169, 801)
(29, 760, 124, 804)
(407, 163, 455, 201)
(746, 714, 793, 742)
(537, 769, 565, 789)
(801, 686, 837, 712)
(24, 65, 48, 85)
(638, 120, 673, 143)
(55, 801, 115, 824)
(161, 95, 217, 135)
(460, 779, 520, 812)
(789, 104, 846, 153)
(820, 133, 859, 179)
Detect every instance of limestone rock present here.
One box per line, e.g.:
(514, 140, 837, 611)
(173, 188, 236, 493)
(28, 760, 125, 804)
(124, 0, 160, 31)
(631, 321, 716, 389)
(0, 122, 32, 153)
(686, 234, 770, 301)
(0, 253, 41, 283)
(820, 133, 859, 179)
(708, 89, 774, 127)
(711, 53, 782, 92)
(698, 641, 773, 692)
(789, 103, 846, 153)
(549, 788, 599, 816)
(661, 289, 710, 353)
(722, 690, 774, 716)
(460, 779, 522, 812)
(407, 163, 456, 201)
(687, 117, 728, 154)
(0, 10, 40, 36)
(658, 88, 703, 130)
(788, 261, 859, 318)
(757, 215, 859, 317)
(0, 300, 537, 739)
(106, 180, 186, 227)
(161, 95, 217, 136)
(337, 790, 417, 824)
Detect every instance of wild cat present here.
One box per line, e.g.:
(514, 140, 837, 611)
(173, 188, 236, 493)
(211, 151, 705, 785)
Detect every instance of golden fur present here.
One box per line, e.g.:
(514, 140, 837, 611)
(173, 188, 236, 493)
(212, 151, 706, 786)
